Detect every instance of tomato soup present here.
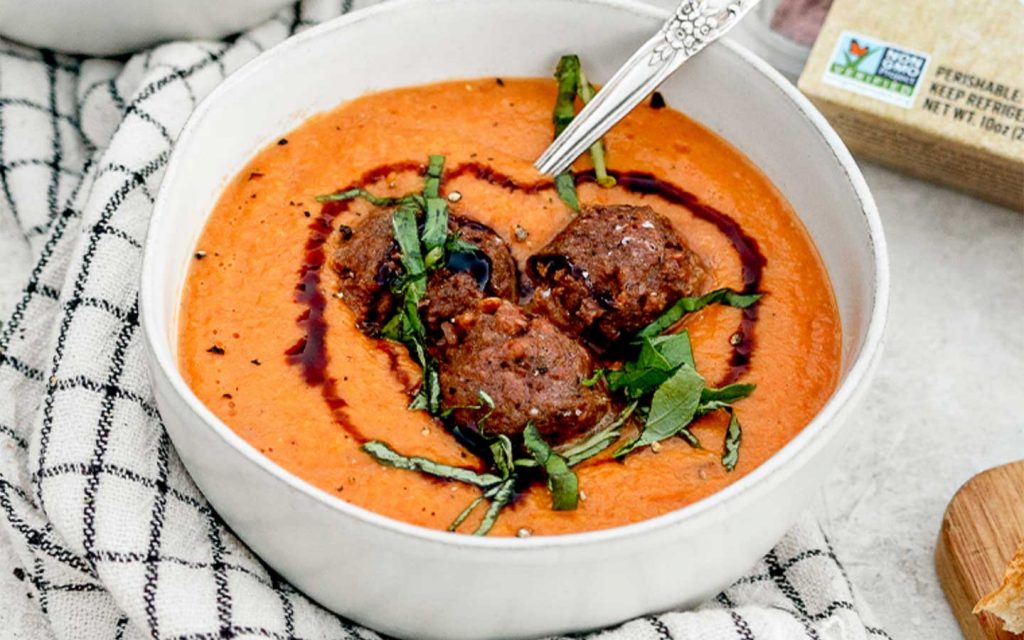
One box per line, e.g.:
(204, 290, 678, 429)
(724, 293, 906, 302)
(178, 78, 841, 536)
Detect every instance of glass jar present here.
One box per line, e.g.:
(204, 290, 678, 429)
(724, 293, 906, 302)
(729, 0, 832, 82)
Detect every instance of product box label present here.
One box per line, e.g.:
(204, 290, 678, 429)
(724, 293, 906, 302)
(823, 31, 930, 108)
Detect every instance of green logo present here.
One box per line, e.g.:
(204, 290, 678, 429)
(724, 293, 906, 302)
(823, 31, 930, 108)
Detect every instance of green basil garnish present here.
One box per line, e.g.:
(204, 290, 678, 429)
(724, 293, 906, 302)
(721, 408, 742, 472)
(421, 155, 449, 267)
(562, 401, 637, 466)
(474, 478, 516, 535)
(552, 55, 581, 212)
(699, 383, 756, 413)
(315, 188, 422, 207)
(550, 53, 618, 208)
(595, 311, 756, 467)
(576, 67, 615, 188)
(524, 424, 579, 510)
(361, 441, 501, 488)
(448, 495, 487, 532)
(635, 288, 763, 340)
(554, 173, 580, 212)
(604, 333, 694, 398)
(552, 56, 579, 138)
(614, 363, 705, 457)
(489, 434, 516, 480)
(391, 203, 427, 292)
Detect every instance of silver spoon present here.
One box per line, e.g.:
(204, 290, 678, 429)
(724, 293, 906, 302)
(534, 0, 761, 176)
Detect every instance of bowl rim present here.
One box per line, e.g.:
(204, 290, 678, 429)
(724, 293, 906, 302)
(141, 0, 890, 551)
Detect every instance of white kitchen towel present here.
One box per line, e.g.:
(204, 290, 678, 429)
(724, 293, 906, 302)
(0, 1, 891, 638)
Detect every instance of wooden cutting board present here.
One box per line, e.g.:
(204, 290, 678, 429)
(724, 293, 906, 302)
(937, 461, 1024, 640)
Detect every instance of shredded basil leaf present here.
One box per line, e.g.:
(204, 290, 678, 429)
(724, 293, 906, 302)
(678, 427, 701, 449)
(696, 383, 756, 417)
(489, 434, 516, 480)
(552, 55, 581, 212)
(700, 383, 756, 406)
(370, 155, 483, 417)
(447, 495, 487, 532)
(553, 55, 579, 136)
(576, 67, 615, 188)
(361, 441, 501, 488)
(474, 478, 516, 536)
(421, 155, 449, 261)
(444, 231, 480, 256)
(367, 429, 518, 536)
(614, 364, 705, 457)
(423, 154, 444, 198)
(439, 389, 494, 421)
(391, 204, 426, 294)
(476, 390, 496, 434)
(636, 288, 763, 340)
(563, 401, 637, 466)
(605, 339, 672, 398)
(315, 188, 420, 207)
(378, 311, 402, 342)
(523, 424, 579, 510)
(449, 475, 514, 535)
(581, 369, 605, 387)
(554, 173, 580, 211)
(647, 333, 696, 369)
(550, 54, 616, 208)
(605, 333, 693, 398)
(721, 408, 742, 472)
(408, 355, 441, 413)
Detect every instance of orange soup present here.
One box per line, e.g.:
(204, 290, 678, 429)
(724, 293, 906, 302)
(179, 78, 841, 536)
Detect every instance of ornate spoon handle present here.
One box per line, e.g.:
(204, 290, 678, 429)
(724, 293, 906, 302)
(534, 0, 760, 177)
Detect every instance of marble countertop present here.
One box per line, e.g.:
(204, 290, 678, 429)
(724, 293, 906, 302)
(1, 159, 1022, 638)
(812, 164, 1023, 640)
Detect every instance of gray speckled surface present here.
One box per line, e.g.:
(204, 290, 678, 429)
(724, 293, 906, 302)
(813, 163, 1024, 640)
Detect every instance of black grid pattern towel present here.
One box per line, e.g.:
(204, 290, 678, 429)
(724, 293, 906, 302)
(0, 1, 891, 638)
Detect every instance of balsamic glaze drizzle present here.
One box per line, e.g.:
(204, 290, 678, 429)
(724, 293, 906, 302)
(289, 161, 766, 442)
(287, 162, 420, 442)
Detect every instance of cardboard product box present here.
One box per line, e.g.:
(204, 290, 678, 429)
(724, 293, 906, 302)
(798, 0, 1024, 211)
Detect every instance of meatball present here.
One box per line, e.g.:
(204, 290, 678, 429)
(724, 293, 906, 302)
(449, 218, 517, 301)
(422, 270, 482, 335)
(333, 210, 402, 331)
(527, 204, 704, 346)
(422, 218, 518, 333)
(439, 299, 611, 446)
(333, 209, 517, 332)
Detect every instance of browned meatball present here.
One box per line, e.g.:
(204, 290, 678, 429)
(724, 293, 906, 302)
(438, 299, 611, 445)
(527, 204, 704, 347)
(422, 270, 482, 336)
(333, 210, 402, 331)
(333, 209, 517, 333)
(422, 218, 518, 334)
(450, 218, 517, 301)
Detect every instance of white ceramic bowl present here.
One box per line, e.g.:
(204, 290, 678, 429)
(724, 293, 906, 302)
(0, 0, 293, 56)
(141, 1, 889, 638)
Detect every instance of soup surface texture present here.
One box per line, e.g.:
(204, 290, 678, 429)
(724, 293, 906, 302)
(179, 78, 841, 536)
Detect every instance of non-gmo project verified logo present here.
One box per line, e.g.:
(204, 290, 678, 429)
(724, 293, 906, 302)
(822, 31, 930, 108)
